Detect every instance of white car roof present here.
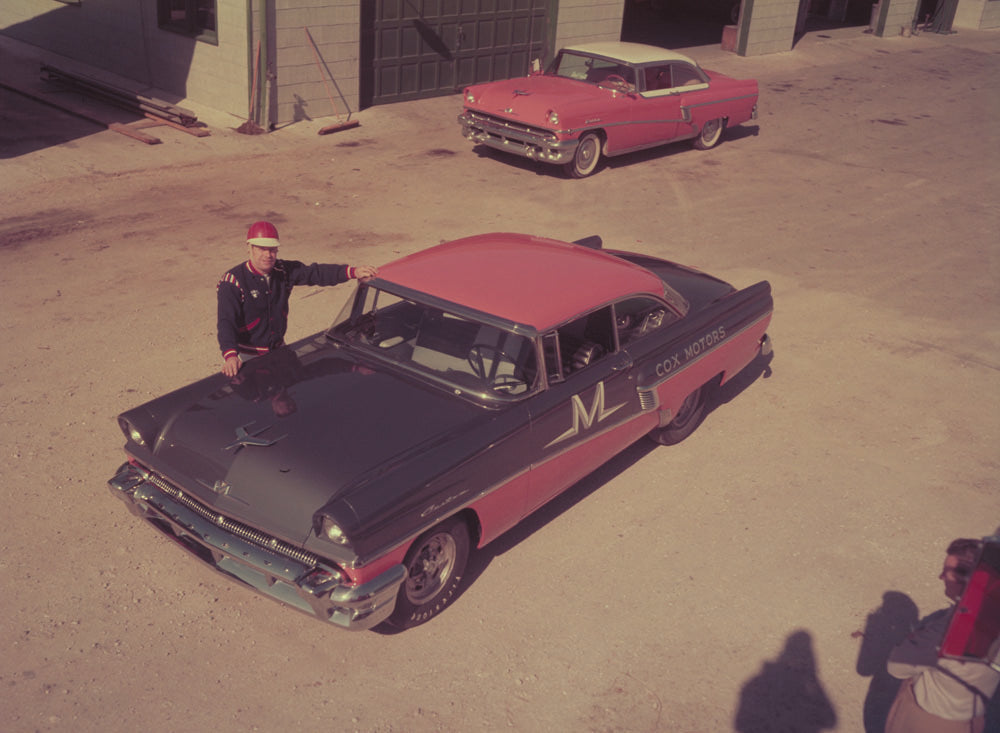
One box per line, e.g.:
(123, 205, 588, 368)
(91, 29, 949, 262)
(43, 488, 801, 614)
(561, 41, 698, 67)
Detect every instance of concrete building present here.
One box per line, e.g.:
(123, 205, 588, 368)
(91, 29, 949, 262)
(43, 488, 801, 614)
(1, 0, 995, 129)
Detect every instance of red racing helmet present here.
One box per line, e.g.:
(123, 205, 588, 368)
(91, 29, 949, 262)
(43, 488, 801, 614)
(246, 221, 280, 249)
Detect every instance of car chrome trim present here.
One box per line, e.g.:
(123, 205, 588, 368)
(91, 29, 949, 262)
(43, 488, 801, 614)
(223, 422, 287, 451)
(108, 462, 406, 630)
(458, 111, 577, 165)
(682, 92, 758, 112)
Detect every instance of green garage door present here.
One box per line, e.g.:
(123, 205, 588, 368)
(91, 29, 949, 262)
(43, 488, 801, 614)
(362, 0, 549, 106)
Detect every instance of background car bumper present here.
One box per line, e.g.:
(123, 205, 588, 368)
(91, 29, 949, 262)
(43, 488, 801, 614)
(108, 462, 406, 631)
(458, 111, 577, 165)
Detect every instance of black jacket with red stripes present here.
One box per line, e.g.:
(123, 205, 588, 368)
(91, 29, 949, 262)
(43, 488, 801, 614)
(217, 259, 353, 360)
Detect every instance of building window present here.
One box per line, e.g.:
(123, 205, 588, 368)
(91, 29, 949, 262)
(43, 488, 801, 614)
(158, 0, 217, 43)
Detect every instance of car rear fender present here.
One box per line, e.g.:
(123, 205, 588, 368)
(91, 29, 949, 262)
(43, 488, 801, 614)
(634, 281, 772, 422)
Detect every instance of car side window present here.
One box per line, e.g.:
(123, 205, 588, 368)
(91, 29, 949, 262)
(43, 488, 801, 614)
(614, 297, 675, 348)
(545, 307, 616, 381)
(671, 63, 705, 88)
(643, 64, 673, 92)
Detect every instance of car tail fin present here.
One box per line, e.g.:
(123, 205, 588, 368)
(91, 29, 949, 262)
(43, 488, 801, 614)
(572, 235, 603, 250)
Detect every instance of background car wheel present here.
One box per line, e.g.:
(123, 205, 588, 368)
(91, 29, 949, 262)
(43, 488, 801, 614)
(565, 132, 602, 178)
(647, 386, 706, 445)
(388, 516, 470, 629)
(693, 119, 724, 150)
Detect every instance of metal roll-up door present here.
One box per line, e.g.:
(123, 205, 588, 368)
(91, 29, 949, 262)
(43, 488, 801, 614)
(362, 0, 549, 107)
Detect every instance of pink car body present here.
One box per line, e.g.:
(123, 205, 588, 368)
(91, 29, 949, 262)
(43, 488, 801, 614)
(458, 41, 758, 177)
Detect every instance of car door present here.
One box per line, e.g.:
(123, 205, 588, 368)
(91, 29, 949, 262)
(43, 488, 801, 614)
(587, 62, 642, 152)
(627, 63, 683, 148)
(523, 305, 653, 513)
(667, 61, 712, 139)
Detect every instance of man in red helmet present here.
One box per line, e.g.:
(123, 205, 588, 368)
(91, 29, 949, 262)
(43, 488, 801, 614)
(217, 221, 378, 376)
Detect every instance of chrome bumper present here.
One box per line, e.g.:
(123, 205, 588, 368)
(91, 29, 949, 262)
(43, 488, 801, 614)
(458, 112, 577, 165)
(108, 462, 406, 631)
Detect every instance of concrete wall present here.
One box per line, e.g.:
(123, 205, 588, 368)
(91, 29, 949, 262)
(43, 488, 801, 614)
(983, 0, 1000, 27)
(0, 0, 151, 83)
(552, 0, 624, 49)
(153, 0, 248, 115)
(272, 0, 360, 125)
(872, 0, 920, 35)
(740, 0, 801, 56)
(953, 0, 1000, 28)
(0, 0, 249, 116)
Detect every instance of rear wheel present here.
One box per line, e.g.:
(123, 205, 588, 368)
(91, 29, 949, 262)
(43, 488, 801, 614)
(565, 132, 602, 178)
(388, 516, 470, 629)
(648, 386, 706, 445)
(693, 118, 724, 150)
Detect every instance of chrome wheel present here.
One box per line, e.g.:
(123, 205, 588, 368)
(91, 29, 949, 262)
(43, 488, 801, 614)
(405, 531, 458, 604)
(565, 132, 601, 178)
(647, 385, 707, 445)
(694, 119, 724, 150)
(388, 515, 471, 629)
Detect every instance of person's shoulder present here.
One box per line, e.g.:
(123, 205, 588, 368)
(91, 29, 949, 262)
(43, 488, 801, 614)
(218, 262, 246, 288)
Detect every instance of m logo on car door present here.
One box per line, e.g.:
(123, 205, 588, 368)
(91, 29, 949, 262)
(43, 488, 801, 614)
(546, 381, 625, 449)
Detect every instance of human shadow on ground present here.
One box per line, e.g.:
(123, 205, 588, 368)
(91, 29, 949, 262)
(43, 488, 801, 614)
(734, 629, 837, 733)
(855, 590, 918, 732)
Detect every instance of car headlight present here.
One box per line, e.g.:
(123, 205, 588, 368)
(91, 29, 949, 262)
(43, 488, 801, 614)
(119, 416, 151, 448)
(546, 109, 559, 125)
(465, 89, 477, 104)
(319, 515, 351, 546)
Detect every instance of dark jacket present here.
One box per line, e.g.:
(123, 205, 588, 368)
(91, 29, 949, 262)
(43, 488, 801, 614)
(217, 259, 352, 359)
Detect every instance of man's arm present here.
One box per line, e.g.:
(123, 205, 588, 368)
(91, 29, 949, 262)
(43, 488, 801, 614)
(887, 610, 949, 679)
(217, 278, 244, 376)
(286, 261, 379, 286)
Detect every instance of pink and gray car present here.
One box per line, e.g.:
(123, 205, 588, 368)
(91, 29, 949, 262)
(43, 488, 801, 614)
(459, 41, 758, 178)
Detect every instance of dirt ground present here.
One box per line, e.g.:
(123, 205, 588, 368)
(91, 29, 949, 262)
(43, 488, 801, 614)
(1, 25, 998, 733)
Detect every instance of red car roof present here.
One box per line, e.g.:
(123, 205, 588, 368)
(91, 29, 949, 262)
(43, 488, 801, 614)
(378, 233, 666, 330)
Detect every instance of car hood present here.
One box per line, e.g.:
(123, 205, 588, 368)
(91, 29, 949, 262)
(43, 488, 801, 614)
(124, 346, 483, 544)
(466, 75, 621, 126)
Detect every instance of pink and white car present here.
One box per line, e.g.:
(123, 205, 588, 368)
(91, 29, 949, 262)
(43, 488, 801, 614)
(458, 41, 758, 178)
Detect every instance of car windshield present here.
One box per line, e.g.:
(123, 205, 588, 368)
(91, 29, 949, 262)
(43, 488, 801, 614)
(548, 51, 636, 89)
(327, 285, 539, 400)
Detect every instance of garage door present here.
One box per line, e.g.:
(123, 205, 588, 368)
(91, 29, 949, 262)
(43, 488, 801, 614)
(362, 0, 549, 106)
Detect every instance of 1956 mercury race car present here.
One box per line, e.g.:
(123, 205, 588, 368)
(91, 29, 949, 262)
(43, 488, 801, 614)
(458, 41, 758, 177)
(110, 233, 773, 631)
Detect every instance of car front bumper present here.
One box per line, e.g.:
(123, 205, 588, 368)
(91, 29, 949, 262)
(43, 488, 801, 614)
(108, 462, 406, 631)
(458, 111, 577, 165)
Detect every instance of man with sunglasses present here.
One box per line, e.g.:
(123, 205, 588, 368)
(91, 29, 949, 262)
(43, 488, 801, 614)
(884, 537, 999, 732)
(217, 221, 378, 377)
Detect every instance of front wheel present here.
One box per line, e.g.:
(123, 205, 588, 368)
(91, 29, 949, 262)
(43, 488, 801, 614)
(565, 132, 602, 178)
(388, 516, 470, 629)
(647, 386, 706, 445)
(693, 118, 724, 150)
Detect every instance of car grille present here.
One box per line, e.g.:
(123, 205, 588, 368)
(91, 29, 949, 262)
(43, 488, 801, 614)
(145, 472, 321, 567)
(463, 110, 556, 142)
